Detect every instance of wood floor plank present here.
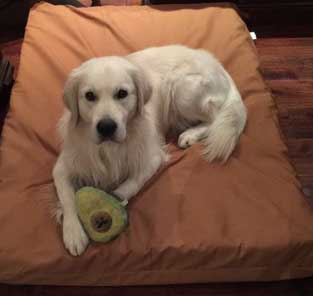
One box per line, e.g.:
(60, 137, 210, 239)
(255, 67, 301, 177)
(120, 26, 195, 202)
(283, 139, 313, 187)
(257, 37, 313, 80)
(267, 80, 313, 110)
(258, 37, 313, 200)
(257, 45, 313, 56)
(292, 161, 313, 178)
(278, 108, 313, 138)
(1, 39, 22, 78)
(256, 38, 313, 48)
(259, 56, 313, 80)
(0, 281, 301, 296)
(286, 139, 313, 158)
(256, 37, 313, 50)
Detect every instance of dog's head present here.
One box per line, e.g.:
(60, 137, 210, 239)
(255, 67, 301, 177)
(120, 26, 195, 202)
(63, 56, 152, 144)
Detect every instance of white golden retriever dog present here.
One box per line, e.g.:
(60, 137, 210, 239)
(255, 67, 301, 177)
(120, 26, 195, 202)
(53, 45, 247, 256)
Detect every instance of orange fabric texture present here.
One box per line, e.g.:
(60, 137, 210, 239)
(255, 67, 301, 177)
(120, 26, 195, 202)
(1, 3, 313, 285)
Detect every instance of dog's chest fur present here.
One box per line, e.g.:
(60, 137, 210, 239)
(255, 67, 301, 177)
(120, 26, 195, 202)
(63, 113, 164, 192)
(68, 139, 130, 191)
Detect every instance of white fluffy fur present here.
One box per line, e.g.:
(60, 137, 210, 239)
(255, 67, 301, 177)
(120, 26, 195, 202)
(53, 45, 247, 256)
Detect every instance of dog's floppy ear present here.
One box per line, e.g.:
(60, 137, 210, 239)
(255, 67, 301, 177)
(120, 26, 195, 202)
(63, 67, 82, 127)
(132, 68, 152, 115)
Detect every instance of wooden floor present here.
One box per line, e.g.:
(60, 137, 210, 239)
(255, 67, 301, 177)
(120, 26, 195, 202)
(256, 38, 313, 200)
(1, 278, 313, 296)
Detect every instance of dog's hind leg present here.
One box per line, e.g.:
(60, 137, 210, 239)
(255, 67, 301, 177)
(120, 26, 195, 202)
(170, 68, 246, 162)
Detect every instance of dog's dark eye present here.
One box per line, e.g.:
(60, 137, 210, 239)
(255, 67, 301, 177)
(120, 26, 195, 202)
(85, 91, 96, 102)
(116, 89, 128, 100)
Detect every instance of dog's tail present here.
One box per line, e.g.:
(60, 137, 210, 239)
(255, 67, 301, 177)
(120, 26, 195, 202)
(202, 80, 247, 162)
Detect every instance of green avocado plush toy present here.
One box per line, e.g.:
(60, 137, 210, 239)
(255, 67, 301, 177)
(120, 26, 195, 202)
(75, 187, 128, 243)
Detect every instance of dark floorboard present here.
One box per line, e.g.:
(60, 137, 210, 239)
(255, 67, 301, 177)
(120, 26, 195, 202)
(256, 37, 313, 200)
(0, 279, 311, 296)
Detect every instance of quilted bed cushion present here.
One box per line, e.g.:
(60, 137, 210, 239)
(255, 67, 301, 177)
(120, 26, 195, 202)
(1, 3, 313, 285)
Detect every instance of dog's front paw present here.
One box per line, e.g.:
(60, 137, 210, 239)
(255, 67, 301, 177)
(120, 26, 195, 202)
(63, 216, 89, 256)
(178, 130, 199, 149)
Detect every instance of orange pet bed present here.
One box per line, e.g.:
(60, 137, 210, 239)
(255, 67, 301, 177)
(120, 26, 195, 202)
(1, 3, 313, 285)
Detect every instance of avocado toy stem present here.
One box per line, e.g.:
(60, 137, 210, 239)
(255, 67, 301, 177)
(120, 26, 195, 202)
(120, 199, 128, 207)
(110, 192, 128, 207)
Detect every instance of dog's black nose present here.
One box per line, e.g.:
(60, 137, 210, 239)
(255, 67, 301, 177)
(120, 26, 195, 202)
(96, 119, 117, 139)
